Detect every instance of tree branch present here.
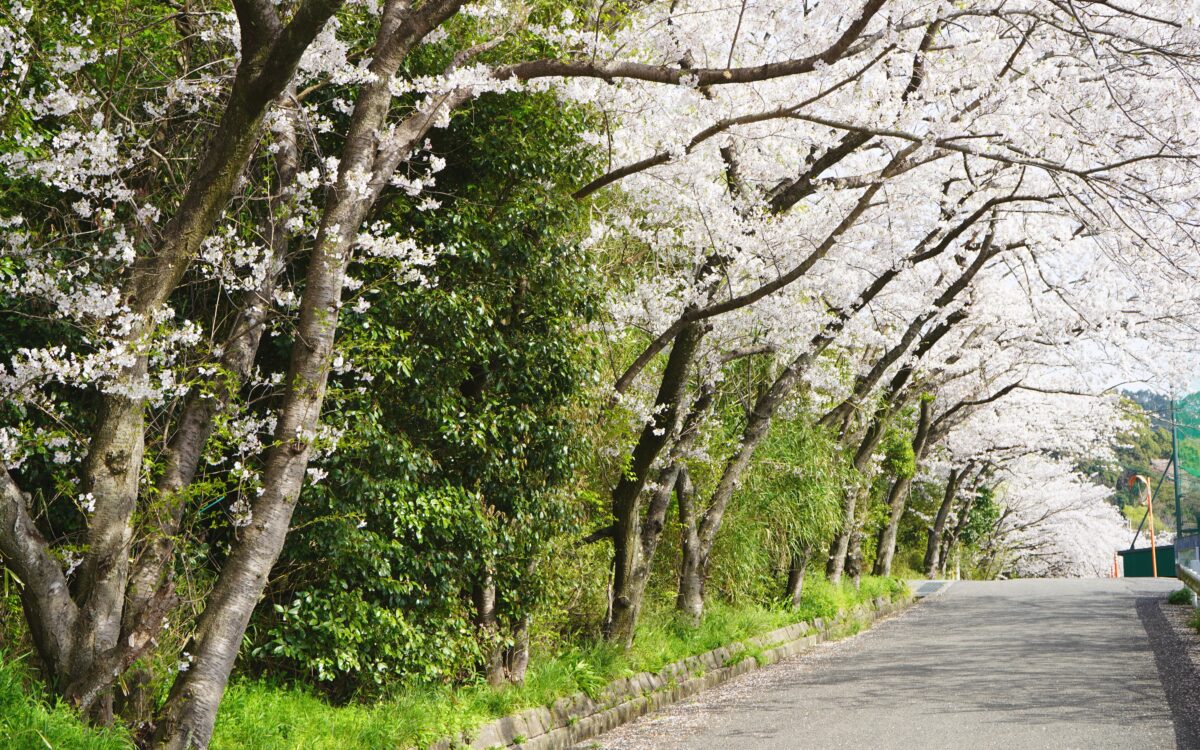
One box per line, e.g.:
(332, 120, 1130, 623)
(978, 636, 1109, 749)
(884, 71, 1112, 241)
(500, 0, 887, 86)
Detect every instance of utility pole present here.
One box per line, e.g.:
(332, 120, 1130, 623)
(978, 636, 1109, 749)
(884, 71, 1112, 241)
(1173, 398, 1183, 535)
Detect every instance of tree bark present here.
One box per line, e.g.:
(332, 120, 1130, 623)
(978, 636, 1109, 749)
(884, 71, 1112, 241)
(675, 466, 704, 624)
(785, 545, 813, 608)
(925, 466, 966, 579)
(605, 323, 706, 646)
(845, 498, 870, 589)
(504, 616, 531, 685)
(472, 576, 506, 686)
(92, 99, 303, 725)
(0, 467, 78, 679)
(940, 471, 983, 577)
(873, 476, 914, 578)
(828, 416, 889, 585)
(0, 0, 344, 724)
(873, 399, 932, 577)
(150, 4, 469, 746)
(827, 484, 864, 585)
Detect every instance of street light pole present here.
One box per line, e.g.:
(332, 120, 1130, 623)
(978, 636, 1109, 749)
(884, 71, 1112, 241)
(1148, 478, 1158, 578)
(1133, 474, 1158, 577)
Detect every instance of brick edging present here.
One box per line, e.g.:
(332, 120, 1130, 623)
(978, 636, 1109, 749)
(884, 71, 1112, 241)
(426, 594, 915, 750)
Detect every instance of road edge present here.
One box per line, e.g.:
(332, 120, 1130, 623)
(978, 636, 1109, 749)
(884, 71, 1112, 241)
(427, 594, 917, 750)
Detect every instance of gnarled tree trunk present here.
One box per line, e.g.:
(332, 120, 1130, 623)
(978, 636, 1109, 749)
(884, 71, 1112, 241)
(924, 465, 967, 579)
(150, 5, 471, 746)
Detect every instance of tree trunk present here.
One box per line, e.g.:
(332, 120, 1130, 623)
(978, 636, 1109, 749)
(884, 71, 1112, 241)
(873, 475, 914, 577)
(828, 431, 879, 585)
(680, 346, 825, 620)
(845, 513, 868, 589)
(124, 94, 301, 618)
(0, 0, 346, 726)
(873, 399, 932, 577)
(605, 323, 705, 646)
(101, 98, 303, 726)
(785, 545, 813, 608)
(925, 467, 964, 579)
(472, 576, 506, 686)
(676, 467, 704, 624)
(940, 475, 981, 577)
(830, 482, 872, 587)
(504, 616, 531, 685)
(150, 6, 470, 746)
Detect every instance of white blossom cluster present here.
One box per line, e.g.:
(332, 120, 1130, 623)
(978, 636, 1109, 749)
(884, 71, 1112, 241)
(569, 0, 1200, 575)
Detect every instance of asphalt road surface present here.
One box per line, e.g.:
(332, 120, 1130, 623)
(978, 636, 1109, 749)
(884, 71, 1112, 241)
(578, 578, 1187, 750)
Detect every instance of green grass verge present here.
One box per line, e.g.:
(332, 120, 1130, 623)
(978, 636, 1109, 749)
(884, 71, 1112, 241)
(0, 576, 906, 750)
(0, 652, 135, 750)
(210, 575, 906, 750)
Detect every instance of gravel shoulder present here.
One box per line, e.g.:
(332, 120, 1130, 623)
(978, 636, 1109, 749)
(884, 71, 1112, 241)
(574, 579, 1181, 750)
(1141, 593, 1200, 748)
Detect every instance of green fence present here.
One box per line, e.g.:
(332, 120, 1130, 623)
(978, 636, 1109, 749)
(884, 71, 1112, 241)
(1119, 545, 1176, 578)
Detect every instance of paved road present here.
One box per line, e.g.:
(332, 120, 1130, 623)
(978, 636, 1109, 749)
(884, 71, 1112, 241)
(580, 579, 1185, 750)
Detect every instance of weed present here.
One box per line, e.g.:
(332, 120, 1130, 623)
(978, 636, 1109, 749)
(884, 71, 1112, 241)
(1168, 588, 1194, 605)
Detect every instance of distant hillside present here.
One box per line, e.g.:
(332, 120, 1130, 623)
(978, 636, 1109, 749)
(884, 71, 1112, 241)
(1094, 390, 1200, 534)
(1123, 389, 1172, 429)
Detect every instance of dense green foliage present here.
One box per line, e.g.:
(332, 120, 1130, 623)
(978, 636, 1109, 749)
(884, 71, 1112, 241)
(705, 415, 850, 603)
(249, 90, 600, 696)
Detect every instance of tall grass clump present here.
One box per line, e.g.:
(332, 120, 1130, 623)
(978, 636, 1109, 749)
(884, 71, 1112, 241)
(0, 651, 134, 750)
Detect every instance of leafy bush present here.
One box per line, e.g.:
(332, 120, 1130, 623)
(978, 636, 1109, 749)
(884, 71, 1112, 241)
(706, 414, 850, 604)
(250, 89, 599, 698)
(1168, 587, 1194, 605)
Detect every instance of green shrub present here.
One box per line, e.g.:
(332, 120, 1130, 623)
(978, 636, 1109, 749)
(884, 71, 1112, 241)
(251, 89, 600, 699)
(1168, 587, 1194, 605)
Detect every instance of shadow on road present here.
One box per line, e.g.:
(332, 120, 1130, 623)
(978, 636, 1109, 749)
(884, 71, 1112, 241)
(583, 581, 1179, 750)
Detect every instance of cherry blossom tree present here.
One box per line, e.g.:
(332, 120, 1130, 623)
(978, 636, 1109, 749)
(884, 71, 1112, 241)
(577, 0, 1200, 636)
(1, 0, 978, 742)
(5, 0, 1200, 743)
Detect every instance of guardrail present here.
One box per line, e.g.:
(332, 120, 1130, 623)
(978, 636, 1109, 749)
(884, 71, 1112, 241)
(1176, 563, 1200, 606)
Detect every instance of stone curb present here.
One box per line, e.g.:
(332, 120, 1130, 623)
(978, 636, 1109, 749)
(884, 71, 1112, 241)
(424, 593, 915, 750)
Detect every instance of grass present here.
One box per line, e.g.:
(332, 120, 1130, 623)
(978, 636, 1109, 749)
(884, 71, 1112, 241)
(0, 652, 135, 750)
(1189, 608, 1200, 634)
(1168, 587, 1194, 605)
(0, 576, 907, 750)
(210, 574, 907, 750)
